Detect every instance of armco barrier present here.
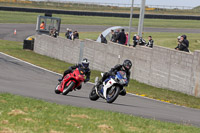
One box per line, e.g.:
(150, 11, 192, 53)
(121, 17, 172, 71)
(1, 6, 200, 20)
(34, 34, 200, 97)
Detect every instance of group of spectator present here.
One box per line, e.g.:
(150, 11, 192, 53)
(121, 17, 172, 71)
(101, 29, 190, 53)
(110, 29, 129, 45)
(65, 28, 79, 40)
(175, 34, 190, 52)
(101, 29, 128, 45)
(133, 34, 154, 48)
(101, 28, 154, 48)
(57, 26, 190, 53)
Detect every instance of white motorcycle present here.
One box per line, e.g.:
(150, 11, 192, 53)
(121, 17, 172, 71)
(89, 71, 128, 103)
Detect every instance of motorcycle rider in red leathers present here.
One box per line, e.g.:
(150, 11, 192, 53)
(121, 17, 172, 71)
(59, 58, 91, 90)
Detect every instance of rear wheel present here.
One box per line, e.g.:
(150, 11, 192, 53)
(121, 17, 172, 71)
(106, 86, 120, 103)
(62, 81, 75, 95)
(89, 86, 99, 101)
(55, 84, 61, 94)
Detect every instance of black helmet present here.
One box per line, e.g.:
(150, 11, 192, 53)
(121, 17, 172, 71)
(123, 60, 132, 70)
(181, 35, 187, 39)
(81, 58, 89, 68)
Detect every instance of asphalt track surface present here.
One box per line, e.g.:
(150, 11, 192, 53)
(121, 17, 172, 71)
(1, 23, 200, 42)
(0, 52, 200, 127)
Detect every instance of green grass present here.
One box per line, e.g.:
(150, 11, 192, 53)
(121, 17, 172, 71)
(0, 10, 200, 29)
(60, 32, 200, 52)
(1, 93, 200, 132)
(0, 40, 200, 109)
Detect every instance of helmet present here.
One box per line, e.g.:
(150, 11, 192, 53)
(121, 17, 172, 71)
(123, 60, 132, 70)
(177, 36, 181, 40)
(181, 35, 187, 39)
(81, 58, 89, 68)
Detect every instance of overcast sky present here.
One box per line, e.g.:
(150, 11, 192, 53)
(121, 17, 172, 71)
(62, 0, 200, 8)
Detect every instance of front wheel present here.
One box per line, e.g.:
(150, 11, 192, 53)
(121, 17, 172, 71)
(89, 86, 99, 101)
(62, 81, 75, 95)
(106, 86, 120, 103)
(55, 84, 61, 94)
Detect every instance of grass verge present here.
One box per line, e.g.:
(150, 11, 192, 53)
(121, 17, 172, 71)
(0, 40, 200, 109)
(1, 93, 200, 132)
(0, 10, 200, 29)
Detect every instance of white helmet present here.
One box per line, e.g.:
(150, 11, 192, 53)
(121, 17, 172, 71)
(81, 58, 89, 68)
(177, 36, 181, 40)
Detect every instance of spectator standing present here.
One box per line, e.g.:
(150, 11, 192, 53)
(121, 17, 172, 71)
(49, 27, 57, 38)
(175, 35, 189, 52)
(71, 31, 75, 40)
(72, 31, 79, 40)
(40, 21, 45, 30)
(110, 30, 117, 42)
(133, 34, 137, 46)
(125, 32, 129, 45)
(133, 35, 146, 47)
(146, 36, 154, 48)
(65, 28, 70, 39)
(175, 36, 181, 50)
(100, 34, 107, 44)
(114, 29, 120, 42)
(73, 31, 79, 40)
(115, 29, 120, 36)
(69, 29, 73, 40)
(116, 29, 126, 45)
(182, 35, 189, 49)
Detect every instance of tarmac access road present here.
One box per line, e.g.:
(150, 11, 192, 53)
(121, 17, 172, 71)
(0, 52, 200, 127)
(1, 23, 200, 42)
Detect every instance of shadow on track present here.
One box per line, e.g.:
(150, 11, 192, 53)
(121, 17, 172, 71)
(65, 94, 146, 109)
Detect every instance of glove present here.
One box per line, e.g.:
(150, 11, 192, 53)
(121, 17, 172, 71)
(125, 80, 129, 87)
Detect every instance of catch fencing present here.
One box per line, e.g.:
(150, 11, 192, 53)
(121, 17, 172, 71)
(34, 34, 200, 97)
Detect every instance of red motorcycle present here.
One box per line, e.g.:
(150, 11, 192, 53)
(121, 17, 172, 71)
(55, 68, 85, 95)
